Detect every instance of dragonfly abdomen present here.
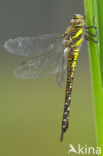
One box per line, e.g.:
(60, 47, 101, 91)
(61, 48, 79, 141)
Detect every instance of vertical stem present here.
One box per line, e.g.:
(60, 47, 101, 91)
(84, 0, 103, 155)
(96, 0, 103, 86)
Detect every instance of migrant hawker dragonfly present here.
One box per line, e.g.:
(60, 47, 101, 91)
(4, 14, 97, 141)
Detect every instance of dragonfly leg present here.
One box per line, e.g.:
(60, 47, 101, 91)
(85, 34, 98, 43)
(84, 26, 97, 29)
(84, 24, 98, 43)
(85, 30, 97, 37)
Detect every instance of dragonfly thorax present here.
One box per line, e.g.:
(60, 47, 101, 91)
(70, 14, 86, 27)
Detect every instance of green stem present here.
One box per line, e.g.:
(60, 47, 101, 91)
(84, 0, 103, 154)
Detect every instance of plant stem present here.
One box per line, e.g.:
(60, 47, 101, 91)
(84, 0, 103, 154)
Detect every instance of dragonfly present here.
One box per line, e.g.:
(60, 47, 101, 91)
(4, 14, 97, 142)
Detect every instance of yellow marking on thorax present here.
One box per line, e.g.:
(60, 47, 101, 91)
(72, 28, 83, 47)
(72, 29, 83, 39)
(73, 38, 83, 47)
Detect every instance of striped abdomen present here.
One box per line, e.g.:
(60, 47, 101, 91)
(60, 27, 83, 142)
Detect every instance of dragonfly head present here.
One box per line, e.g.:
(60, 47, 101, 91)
(70, 14, 86, 27)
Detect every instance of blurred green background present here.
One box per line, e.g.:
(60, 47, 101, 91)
(0, 0, 97, 156)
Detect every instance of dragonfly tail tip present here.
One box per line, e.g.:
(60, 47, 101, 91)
(60, 132, 64, 142)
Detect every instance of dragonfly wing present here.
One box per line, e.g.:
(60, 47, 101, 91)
(13, 46, 65, 79)
(56, 53, 68, 87)
(4, 34, 63, 57)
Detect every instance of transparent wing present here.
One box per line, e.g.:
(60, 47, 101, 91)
(4, 33, 68, 86)
(4, 34, 64, 57)
(13, 46, 65, 81)
(56, 57, 67, 87)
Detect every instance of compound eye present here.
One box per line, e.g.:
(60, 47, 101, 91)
(73, 14, 78, 19)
